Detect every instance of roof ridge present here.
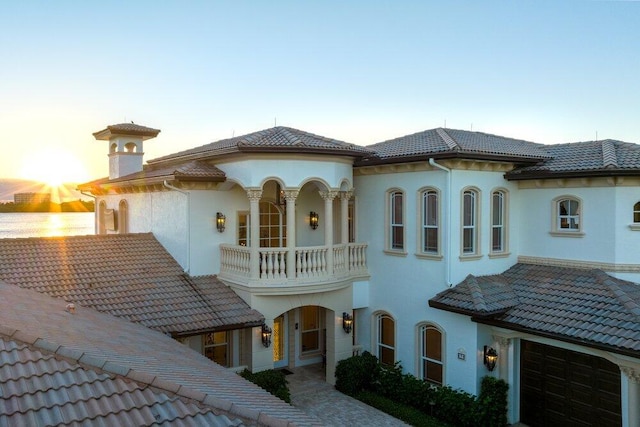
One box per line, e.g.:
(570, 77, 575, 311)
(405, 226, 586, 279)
(464, 275, 488, 312)
(601, 140, 618, 168)
(594, 270, 640, 320)
(436, 128, 459, 150)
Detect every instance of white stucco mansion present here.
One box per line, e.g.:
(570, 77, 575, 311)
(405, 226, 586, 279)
(80, 123, 640, 427)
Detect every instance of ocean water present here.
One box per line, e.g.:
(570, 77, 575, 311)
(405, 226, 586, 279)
(0, 212, 95, 239)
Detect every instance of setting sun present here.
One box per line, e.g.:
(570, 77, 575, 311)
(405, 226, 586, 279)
(20, 148, 89, 187)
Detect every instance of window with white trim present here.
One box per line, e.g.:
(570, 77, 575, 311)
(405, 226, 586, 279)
(634, 202, 640, 223)
(420, 324, 443, 386)
(376, 313, 395, 366)
(557, 197, 580, 231)
(491, 190, 506, 252)
(388, 190, 404, 251)
(421, 189, 439, 253)
(203, 331, 229, 367)
(462, 189, 479, 254)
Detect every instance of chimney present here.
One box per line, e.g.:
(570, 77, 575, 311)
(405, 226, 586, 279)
(93, 123, 160, 180)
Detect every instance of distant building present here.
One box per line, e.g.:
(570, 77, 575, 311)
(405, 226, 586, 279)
(13, 192, 50, 204)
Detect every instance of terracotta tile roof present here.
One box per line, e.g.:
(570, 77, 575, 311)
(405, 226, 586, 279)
(148, 126, 373, 164)
(93, 123, 161, 140)
(0, 283, 320, 426)
(0, 233, 263, 335)
(77, 160, 226, 191)
(0, 338, 243, 427)
(360, 128, 549, 164)
(429, 263, 640, 356)
(507, 139, 640, 179)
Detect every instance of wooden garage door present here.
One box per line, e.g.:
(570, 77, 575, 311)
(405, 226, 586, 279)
(520, 340, 621, 427)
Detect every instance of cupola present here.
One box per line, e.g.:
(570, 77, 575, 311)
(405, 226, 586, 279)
(93, 122, 160, 180)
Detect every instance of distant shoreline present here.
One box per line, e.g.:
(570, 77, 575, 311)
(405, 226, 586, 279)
(0, 200, 95, 213)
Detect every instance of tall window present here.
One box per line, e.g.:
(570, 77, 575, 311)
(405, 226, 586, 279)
(238, 211, 249, 246)
(420, 324, 443, 385)
(301, 306, 320, 353)
(376, 313, 395, 366)
(634, 202, 640, 223)
(557, 197, 580, 231)
(421, 189, 439, 253)
(491, 190, 506, 252)
(118, 199, 128, 234)
(203, 331, 229, 367)
(462, 189, 478, 254)
(389, 190, 404, 250)
(259, 201, 286, 247)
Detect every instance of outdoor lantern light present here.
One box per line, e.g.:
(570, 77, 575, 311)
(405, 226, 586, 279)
(309, 211, 319, 230)
(261, 324, 272, 348)
(216, 212, 226, 232)
(342, 312, 353, 334)
(484, 345, 498, 372)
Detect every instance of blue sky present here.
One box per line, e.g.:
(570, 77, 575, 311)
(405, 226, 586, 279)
(1, 1, 639, 182)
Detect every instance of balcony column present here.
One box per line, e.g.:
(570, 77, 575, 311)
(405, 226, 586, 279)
(247, 188, 262, 279)
(320, 190, 338, 274)
(340, 189, 353, 244)
(284, 189, 299, 279)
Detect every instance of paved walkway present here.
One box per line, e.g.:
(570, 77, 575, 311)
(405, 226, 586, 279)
(287, 364, 409, 427)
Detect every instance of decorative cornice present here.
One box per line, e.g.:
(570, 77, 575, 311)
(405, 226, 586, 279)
(493, 335, 511, 347)
(518, 256, 640, 273)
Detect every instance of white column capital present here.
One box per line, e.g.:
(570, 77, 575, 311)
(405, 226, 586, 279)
(283, 189, 299, 202)
(246, 188, 262, 201)
(319, 190, 339, 201)
(621, 366, 640, 383)
(340, 189, 354, 200)
(493, 335, 511, 347)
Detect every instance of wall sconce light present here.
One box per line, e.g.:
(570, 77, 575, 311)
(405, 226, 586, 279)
(484, 345, 498, 372)
(309, 211, 319, 230)
(261, 323, 272, 348)
(216, 212, 226, 233)
(342, 312, 353, 334)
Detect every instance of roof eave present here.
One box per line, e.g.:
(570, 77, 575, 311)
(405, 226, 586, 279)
(506, 169, 640, 181)
(475, 317, 640, 359)
(356, 151, 547, 167)
(428, 299, 509, 318)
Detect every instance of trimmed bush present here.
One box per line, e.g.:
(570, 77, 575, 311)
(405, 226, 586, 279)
(334, 352, 509, 427)
(335, 350, 379, 396)
(239, 369, 291, 403)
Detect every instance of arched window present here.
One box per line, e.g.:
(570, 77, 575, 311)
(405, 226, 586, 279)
(124, 142, 137, 153)
(376, 313, 395, 366)
(98, 200, 107, 235)
(419, 324, 444, 385)
(421, 188, 439, 254)
(259, 201, 285, 247)
(462, 188, 480, 255)
(491, 190, 507, 253)
(388, 189, 404, 251)
(118, 199, 128, 234)
(555, 196, 581, 232)
(634, 202, 640, 223)
(109, 143, 117, 153)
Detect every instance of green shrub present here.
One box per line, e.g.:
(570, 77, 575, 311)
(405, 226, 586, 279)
(334, 353, 509, 427)
(239, 369, 291, 403)
(357, 391, 450, 427)
(335, 351, 379, 395)
(476, 376, 509, 427)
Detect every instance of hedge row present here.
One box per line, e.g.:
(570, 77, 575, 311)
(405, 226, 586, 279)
(335, 351, 508, 427)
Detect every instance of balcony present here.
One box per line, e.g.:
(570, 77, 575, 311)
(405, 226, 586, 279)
(219, 243, 368, 292)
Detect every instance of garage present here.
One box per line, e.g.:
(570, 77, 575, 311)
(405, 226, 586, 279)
(520, 340, 621, 427)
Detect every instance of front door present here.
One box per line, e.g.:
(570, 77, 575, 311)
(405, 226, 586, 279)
(273, 314, 288, 368)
